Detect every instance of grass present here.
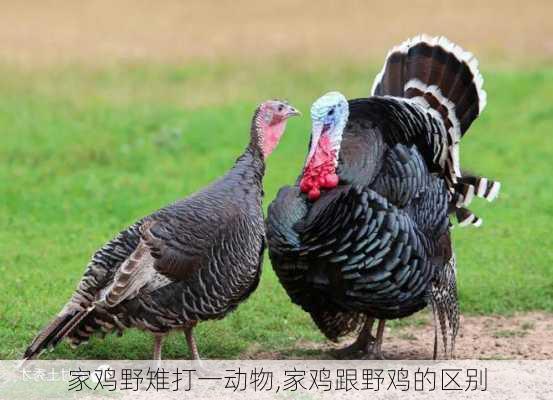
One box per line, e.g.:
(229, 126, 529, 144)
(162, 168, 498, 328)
(1, 62, 553, 359)
(493, 330, 528, 339)
(521, 322, 535, 331)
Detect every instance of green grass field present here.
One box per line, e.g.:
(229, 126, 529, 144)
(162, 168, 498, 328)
(1, 63, 553, 359)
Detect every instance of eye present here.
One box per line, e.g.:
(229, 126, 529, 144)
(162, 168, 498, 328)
(278, 105, 284, 112)
(328, 108, 335, 116)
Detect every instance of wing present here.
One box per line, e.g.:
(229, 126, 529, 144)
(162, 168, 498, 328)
(71, 222, 143, 304)
(371, 144, 433, 208)
(142, 207, 265, 321)
(348, 97, 449, 175)
(91, 200, 216, 307)
(139, 195, 248, 281)
(98, 232, 158, 308)
(371, 142, 451, 239)
(91, 192, 243, 305)
(141, 218, 204, 281)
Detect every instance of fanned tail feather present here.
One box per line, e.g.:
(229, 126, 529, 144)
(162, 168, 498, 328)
(372, 34, 499, 227)
(372, 34, 486, 134)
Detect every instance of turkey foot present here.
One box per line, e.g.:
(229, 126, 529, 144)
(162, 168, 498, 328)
(335, 317, 376, 359)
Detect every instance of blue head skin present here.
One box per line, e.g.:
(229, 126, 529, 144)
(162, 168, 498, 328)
(306, 91, 349, 166)
(300, 91, 349, 201)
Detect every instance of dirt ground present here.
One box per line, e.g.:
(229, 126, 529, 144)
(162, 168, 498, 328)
(247, 312, 553, 360)
(1, 1, 552, 66)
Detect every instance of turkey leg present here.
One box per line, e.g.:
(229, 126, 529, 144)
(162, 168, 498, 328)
(152, 334, 165, 368)
(184, 323, 200, 361)
(371, 319, 386, 360)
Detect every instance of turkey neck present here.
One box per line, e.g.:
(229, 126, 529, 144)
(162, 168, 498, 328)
(221, 110, 270, 198)
(227, 109, 269, 190)
(231, 145, 266, 189)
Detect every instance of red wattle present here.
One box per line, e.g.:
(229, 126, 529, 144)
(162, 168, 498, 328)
(299, 133, 339, 201)
(323, 173, 339, 188)
(299, 178, 311, 193)
(308, 188, 320, 201)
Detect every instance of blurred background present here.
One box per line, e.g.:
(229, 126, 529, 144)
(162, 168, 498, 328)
(2, 0, 552, 66)
(1, 1, 553, 360)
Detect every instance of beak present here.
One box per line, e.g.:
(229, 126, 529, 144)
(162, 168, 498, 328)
(285, 105, 301, 118)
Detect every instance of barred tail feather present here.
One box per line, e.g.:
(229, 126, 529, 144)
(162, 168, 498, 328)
(455, 207, 482, 227)
(453, 183, 475, 208)
(449, 173, 500, 227)
(460, 175, 501, 202)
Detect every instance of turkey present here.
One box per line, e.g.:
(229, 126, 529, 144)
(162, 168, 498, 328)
(267, 35, 499, 359)
(23, 99, 300, 362)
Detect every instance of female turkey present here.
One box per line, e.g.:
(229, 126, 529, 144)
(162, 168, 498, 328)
(267, 35, 499, 359)
(24, 100, 300, 362)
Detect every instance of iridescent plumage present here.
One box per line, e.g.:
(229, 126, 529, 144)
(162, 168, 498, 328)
(268, 35, 499, 359)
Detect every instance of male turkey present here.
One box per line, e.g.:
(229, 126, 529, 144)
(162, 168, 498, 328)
(267, 35, 499, 359)
(23, 100, 300, 362)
